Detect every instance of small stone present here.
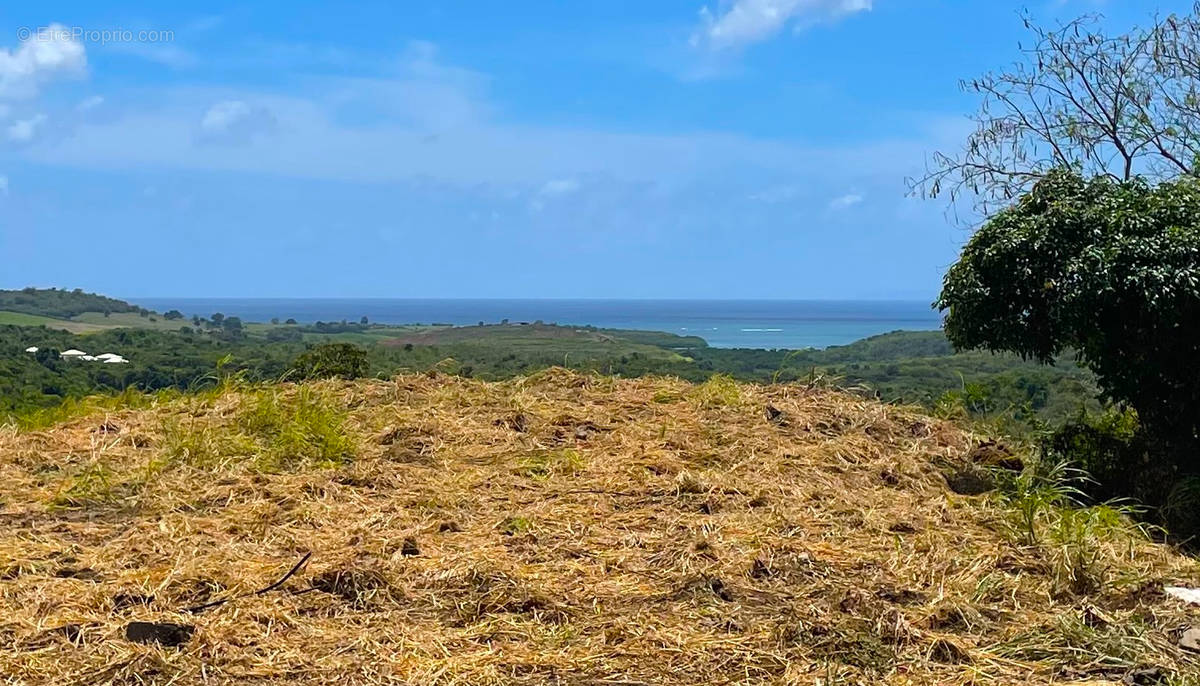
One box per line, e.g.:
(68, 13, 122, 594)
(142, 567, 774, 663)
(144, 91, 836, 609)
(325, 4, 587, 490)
(494, 413, 528, 433)
(400, 537, 421, 556)
(54, 567, 103, 582)
(438, 520, 462, 533)
(1081, 603, 1113, 628)
(112, 593, 155, 611)
(969, 439, 1024, 471)
(748, 559, 772, 580)
(929, 637, 972, 664)
(764, 405, 788, 425)
(1123, 666, 1169, 685)
(93, 421, 121, 434)
(747, 494, 769, 508)
(708, 577, 733, 602)
(945, 467, 995, 495)
(125, 621, 194, 647)
(1179, 626, 1200, 652)
(876, 587, 927, 605)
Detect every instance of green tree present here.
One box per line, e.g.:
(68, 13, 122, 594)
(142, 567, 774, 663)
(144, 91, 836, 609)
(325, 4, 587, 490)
(163, 310, 184, 320)
(937, 169, 1200, 516)
(290, 343, 369, 380)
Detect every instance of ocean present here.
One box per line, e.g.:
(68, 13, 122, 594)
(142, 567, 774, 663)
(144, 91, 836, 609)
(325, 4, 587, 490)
(130, 298, 943, 350)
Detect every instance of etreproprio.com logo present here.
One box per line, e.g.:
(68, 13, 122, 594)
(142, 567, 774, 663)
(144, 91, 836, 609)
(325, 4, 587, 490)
(17, 25, 174, 45)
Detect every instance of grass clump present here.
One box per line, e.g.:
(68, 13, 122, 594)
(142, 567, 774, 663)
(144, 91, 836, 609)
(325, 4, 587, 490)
(516, 448, 584, 479)
(238, 386, 356, 470)
(50, 461, 128, 509)
(499, 515, 533, 535)
(993, 459, 1151, 596)
(690, 374, 741, 408)
(161, 418, 255, 469)
(995, 612, 1159, 673)
(10, 387, 153, 431)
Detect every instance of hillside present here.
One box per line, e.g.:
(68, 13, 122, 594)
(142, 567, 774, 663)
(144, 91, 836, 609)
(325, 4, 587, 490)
(0, 287, 1102, 426)
(0, 288, 185, 335)
(1, 372, 1197, 684)
(0, 288, 142, 319)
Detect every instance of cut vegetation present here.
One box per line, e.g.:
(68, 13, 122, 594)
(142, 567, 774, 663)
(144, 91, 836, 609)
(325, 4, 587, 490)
(1, 371, 1197, 684)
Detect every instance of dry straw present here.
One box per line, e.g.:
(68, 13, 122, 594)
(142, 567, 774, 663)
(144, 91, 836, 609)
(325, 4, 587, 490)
(0, 369, 1198, 684)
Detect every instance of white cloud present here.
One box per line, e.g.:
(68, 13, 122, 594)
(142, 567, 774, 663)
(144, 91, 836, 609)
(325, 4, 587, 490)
(530, 178, 581, 211)
(0, 24, 87, 99)
(77, 95, 104, 112)
(539, 178, 580, 196)
(198, 100, 277, 144)
(7, 113, 47, 142)
(695, 0, 872, 50)
(749, 184, 801, 203)
(828, 192, 864, 210)
(19, 41, 935, 194)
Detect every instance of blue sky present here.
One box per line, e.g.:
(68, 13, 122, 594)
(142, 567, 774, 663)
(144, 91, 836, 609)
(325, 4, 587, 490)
(0, 1, 1188, 299)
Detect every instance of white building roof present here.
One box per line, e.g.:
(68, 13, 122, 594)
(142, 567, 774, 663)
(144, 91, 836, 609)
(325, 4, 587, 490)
(102, 357, 129, 364)
(95, 353, 120, 360)
(60, 349, 87, 357)
(24, 346, 37, 353)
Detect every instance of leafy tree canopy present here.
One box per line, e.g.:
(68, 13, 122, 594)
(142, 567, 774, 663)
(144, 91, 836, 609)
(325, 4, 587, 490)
(290, 343, 370, 380)
(938, 169, 1200, 455)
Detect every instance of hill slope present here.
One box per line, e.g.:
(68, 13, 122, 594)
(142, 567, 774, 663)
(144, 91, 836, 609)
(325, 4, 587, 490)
(1, 372, 1197, 684)
(0, 288, 143, 319)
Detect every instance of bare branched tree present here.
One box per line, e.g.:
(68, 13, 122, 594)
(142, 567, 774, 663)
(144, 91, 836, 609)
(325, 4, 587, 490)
(911, 4, 1200, 213)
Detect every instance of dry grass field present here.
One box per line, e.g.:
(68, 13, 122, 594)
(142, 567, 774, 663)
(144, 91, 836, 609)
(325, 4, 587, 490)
(1, 370, 1198, 685)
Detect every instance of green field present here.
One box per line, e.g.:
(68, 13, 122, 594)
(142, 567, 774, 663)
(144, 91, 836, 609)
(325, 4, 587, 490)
(71, 311, 192, 331)
(0, 311, 110, 334)
(377, 323, 696, 360)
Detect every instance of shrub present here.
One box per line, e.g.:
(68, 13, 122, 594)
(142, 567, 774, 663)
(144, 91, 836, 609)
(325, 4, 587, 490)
(1044, 409, 1146, 505)
(290, 343, 369, 380)
(1045, 409, 1200, 538)
(938, 169, 1200, 536)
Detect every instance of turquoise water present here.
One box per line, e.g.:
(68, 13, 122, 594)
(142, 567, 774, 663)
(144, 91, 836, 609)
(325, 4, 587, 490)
(131, 298, 942, 350)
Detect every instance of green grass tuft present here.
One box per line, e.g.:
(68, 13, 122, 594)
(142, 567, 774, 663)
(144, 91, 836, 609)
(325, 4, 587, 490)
(516, 448, 584, 479)
(690, 374, 741, 408)
(238, 386, 357, 470)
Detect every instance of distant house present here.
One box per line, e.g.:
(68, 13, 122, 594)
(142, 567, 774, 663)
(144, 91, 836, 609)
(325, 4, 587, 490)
(95, 353, 121, 360)
(102, 357, 129, 364)
(80, 355, 98, 361)
(60, 349, 87, 358)
(24, 346, 37, 353)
